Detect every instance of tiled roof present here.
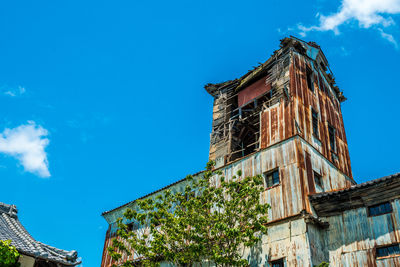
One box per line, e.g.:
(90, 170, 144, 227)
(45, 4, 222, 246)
(309, 172, 400, 200)
(0, 202, 80, 266)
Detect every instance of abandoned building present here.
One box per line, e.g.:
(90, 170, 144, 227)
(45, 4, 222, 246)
(0, 202, 80, 267)
(100, 37, 400, 266)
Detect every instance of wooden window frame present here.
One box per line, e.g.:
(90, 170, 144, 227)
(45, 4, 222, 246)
(263, 168, 280, 189)
(328, 123, 336, 153)
(375, 243, 400, 259)
(368, 201, 393, 217)
(313, 171, 323, 192)
(312, 108, 319, 139)
(306, 67, 314, 93)
(270, 258, 285, 267)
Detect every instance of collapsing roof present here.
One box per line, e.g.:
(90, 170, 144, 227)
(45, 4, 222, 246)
(204, 36, 346, 102)
(0, 202, 80, 266)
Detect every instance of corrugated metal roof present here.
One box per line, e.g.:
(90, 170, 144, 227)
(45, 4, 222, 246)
(101, 169, 205, 216)
(309, 172, 400, 200)
(0, 202, 81, 266)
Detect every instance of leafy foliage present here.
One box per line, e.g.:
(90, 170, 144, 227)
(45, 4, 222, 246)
(108, 161, 270, 267)
(0, 240, 20, 267)
(314, 262, 329, 267)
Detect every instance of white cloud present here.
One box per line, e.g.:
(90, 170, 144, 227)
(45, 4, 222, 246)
(378, 28, 399, 48)
(3, 86, 26, 97)
(0, 122, 50, 178)
(298, 0, 400, 47)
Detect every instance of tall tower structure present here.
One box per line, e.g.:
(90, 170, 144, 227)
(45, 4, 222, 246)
(103, 37, 373, 267)
(206, 37, 351, 178)
(202, 37, 355, 264)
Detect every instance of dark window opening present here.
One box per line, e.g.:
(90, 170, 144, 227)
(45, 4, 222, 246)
(271, 258, 285, 267)
(264, 169, 280, 188)
(376, 244, 400, 258)
(306, 67, 314, 92)
(312, 109, 319, 138)
(313, 171, 323, 192)
(229, 90, 277, 162)
(126, 222, 139, 232)
(328, 124, 336, 153)
(368, 202, 393, 216)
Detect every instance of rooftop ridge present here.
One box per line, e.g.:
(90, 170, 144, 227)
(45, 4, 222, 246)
(0, 202, 18, 218)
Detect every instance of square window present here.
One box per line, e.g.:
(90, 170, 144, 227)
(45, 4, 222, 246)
(126, 222, 139, 232)
(368, 202, 393, 216)
(264, 169, 280, 188)
(314, 171, 323, 192)
(271, 258, 284, 267)
(376, 244, 400, 258)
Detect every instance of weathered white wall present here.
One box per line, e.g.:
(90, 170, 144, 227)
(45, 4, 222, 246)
(18, 254, 35, 267)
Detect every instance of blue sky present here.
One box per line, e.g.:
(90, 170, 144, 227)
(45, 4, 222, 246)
(0, 0, 399, 266)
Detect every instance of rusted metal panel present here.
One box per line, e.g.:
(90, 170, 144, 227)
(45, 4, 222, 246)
(305, 151, 315, 195)
(322, 198, 400, 267)
(238, 75, 272, 107)
(289, 53, 352, 179)
(101, 227, 113, 267)
(260, 103, 296, 149)
(307, 223, 328, 265)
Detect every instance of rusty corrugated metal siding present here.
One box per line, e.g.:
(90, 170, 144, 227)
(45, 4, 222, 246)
(101, 134, 353, 266)
(323, 199, 400, 266)
(101, 37, 400, 267)
(289, 53, 352, 178)
(238, 74, 272, 107)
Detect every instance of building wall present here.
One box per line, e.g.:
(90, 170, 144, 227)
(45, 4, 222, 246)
(102, 217, 317, 267)
(322, 198, 400, 266)
(289, 53, 352, 178)
(243, 218, 313, 266)
(101, 136, 353, 267)
(18, 254, 35, 267)
(101, 40, 359, 267)
(209, 49, 352, 179)
(259, 51, 351, 178)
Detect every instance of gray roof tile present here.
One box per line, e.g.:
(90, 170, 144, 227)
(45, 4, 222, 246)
(0, 202, 80, 266)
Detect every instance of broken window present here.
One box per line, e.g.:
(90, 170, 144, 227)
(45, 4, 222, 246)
(328, 124, 336, 153)
(313, 171, 323, 192)
(271, 258, 285, 267)
(376, 244, 400, 258)
(312, 108, 319, 138)
(264, 168, 280, 188)
(306, 67, 314, 92)
(368, 202, 392, 217)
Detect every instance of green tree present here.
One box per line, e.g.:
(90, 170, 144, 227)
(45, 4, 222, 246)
(0, 240, 20, 267)
(108, 161, 270, 267)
